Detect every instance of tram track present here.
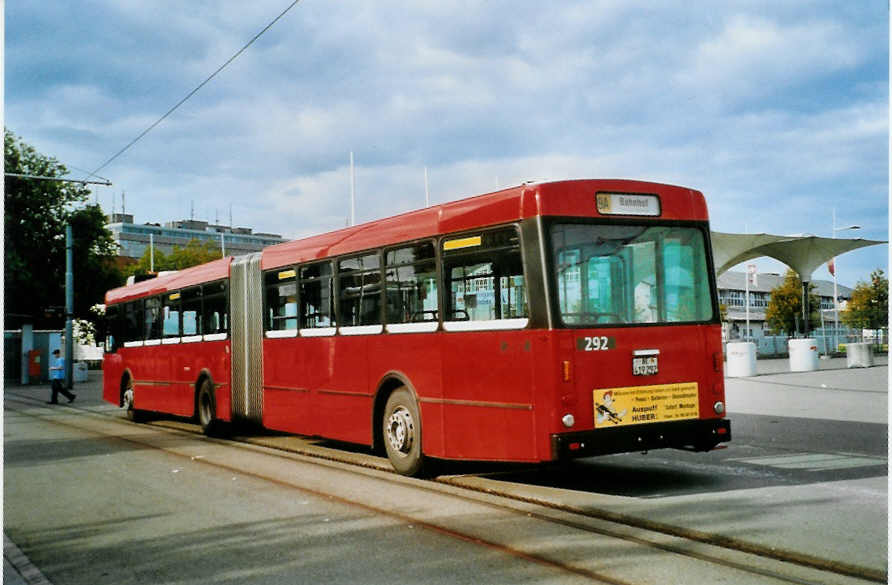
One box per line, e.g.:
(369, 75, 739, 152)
(5, 391, 884, 585)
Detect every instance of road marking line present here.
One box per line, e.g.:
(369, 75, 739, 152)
(730, 453, 887, 472)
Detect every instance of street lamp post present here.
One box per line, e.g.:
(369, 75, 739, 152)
(831, 208, 860, 352)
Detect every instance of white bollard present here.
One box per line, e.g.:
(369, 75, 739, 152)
(788, 338, 819, 372)
(846, 342, 874, 368)
(726, 342, 757, 377)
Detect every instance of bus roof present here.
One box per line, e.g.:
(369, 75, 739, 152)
(106, 256, 232, 304)
(261, 179, 706, 270)
(105, 179, 707, 303)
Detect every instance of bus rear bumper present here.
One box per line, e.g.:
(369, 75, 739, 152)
(551, 418, 731, 460)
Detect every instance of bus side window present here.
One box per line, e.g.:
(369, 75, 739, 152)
(385, 241, 438, 324)
(162, 292, 181, 338)
(144, 297, 163, 340)
(202, 281, 229, 336)
(104, 304, 120, 352)
(123, 300, 143, 342)
(443, 227, 527, 321)
(264, 268, 298, 331)
(338, 253, 382, 326)
(300, 262, 335, 329)
(181, 287, 202, 336)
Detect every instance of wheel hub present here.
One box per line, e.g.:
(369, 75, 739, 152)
(386, 407, 415, 454)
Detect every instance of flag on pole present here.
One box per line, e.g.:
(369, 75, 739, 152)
(828, 258, 835, 276)
(747, 264, 758, 287)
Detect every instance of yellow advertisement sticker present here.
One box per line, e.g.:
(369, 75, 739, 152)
(593, 382, 699, 428)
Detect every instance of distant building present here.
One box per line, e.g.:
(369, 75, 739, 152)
(106, 213, 287, 259)
(717, 270, 852, 340)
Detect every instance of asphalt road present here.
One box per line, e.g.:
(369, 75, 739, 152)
(4, 357, 887, 584)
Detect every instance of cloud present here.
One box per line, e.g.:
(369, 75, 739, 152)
(5, 1, 887, 286)
(679, 14, 860, 104)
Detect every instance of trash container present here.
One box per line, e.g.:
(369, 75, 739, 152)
(788, 338, 819, 372)
(846, 342, 874, 368)
(726, 342, 757, 377)
(73, 361, 89, 383)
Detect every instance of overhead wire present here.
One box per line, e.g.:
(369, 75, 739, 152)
(84, 0, 302, 181)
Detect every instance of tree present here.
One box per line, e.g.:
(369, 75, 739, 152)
(765, 269, 819, 335)
(842, 269, 888, 331)
(4, 129, 124, 329)
(126, 238, 223, 277)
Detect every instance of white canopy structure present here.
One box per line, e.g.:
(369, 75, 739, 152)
(710, 231, 886, 334)
(711, 232, 885, 280)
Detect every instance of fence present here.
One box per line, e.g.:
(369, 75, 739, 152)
(750, 328, 887, 358)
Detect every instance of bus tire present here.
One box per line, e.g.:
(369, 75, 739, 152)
(197, 378, 219, 436)
(383, 388, 425, 476)
(123, 378, 146, 423)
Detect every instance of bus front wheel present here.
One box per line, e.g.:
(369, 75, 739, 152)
(123, 379, 146, 423)
(383, 388, 424, 476)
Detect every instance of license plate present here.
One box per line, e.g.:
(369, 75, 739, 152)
(632, 356, 658, 376)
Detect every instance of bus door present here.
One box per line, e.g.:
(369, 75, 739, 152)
(440, 227, 538, 461)
(161, 291, 195, 416)
(138, 296, 173, 412)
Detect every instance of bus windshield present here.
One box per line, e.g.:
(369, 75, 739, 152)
(551, 223, 714, 326)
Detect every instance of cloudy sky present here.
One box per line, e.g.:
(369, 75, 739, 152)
(6, 1, 888, 287)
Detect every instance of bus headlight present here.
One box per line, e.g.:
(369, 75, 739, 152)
(713, 401, 725, 415)
(561, 414, 575, 428)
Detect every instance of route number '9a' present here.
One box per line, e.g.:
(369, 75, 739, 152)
(577, 336, 613, 351)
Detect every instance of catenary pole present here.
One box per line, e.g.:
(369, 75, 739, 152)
(350, 151, 356, 226)
(65, 224, 74, 389)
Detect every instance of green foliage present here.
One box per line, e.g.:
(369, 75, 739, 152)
(126, 238, 223, 276)
(842, 269, 888, 331)
(765, 269, 820, 335)
(4, 129, 124, 328)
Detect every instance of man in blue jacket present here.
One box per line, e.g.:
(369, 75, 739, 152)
(47, 349, 76, 404)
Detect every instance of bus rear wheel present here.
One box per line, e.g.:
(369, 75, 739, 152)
(383, 388, 424, 476)
(197, 379, 219, 436)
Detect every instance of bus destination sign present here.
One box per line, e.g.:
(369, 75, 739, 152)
(596, 192, 661, 216)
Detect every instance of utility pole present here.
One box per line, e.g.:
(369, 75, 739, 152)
(64, 224, 74, 389)
(350, 151, 356, 226)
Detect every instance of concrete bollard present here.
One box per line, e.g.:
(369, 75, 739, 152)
(726, 342, 757, 377)
(846, 342, 874, 368)
(788, 338, 819, 372)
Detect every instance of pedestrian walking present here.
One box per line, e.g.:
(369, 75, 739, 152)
(47, 349, 76, 404)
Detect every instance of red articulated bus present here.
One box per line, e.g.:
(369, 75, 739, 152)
(102, 179, 730, 475)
